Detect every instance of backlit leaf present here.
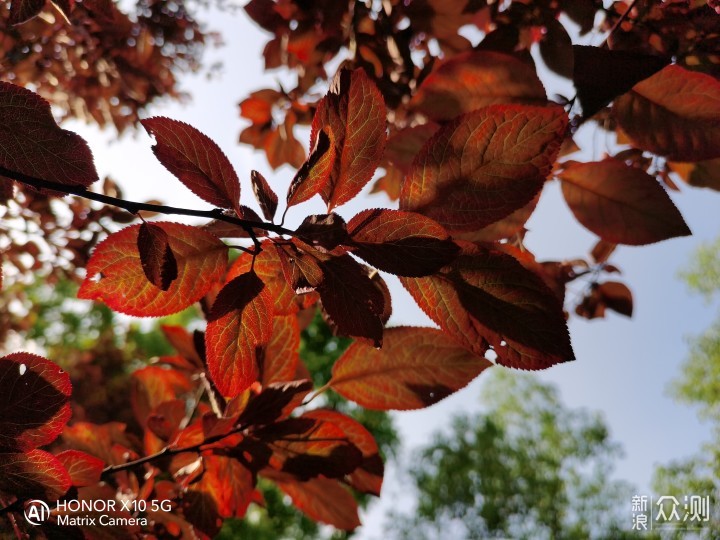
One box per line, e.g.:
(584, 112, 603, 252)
(317, 255, 385, 347)
(142, 117, 242, 215)
(251, 170, 278, 221)
(330, 327, 491, 410)
(0, 82, 97, 187)
(238, 380, 313, 427)
(62, 422, 135, 466)
(0, 352, 71, 452)
(411, 51, 546, 122)
(287, 130, 334, 208)
(131, 366, 193, 426)
(55, 450, 104, 487)
(194, 454, 255, 518)
(206, 272, 274, 397)
(138, 222, 178, 291)
(261, 316, 301, 385)
(256, 416, 362, 480)
(400, 105, 567, 233)
(347, 209, 459, 277)
(572, 46, 668, 119)
(614, 65, 720, 161)
(309, 68, 387, 210)
(304, 409, 384, 495)
(296, 213, 349, 251)
(597, 281, 633, 317)
(228, 240, 317, 314)
(401, 243, 574, 370)
(8, 0, 45, 24)
(559, 159, 691, 245)
(0, 449, 70, 501)
(79, 223, 227, 317)
(270, 474, 361, 531)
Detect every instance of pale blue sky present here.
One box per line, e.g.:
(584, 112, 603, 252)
(64, 7, 720, 537)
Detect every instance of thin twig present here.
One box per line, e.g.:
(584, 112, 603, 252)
(0, 165, 295, 238)
(600, 0, 640, 49)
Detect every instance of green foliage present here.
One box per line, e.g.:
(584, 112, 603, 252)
(391, 369, 634, 540)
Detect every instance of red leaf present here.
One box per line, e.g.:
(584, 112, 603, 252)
(55, 450, 104, 487)
(559, 159, 691, 245)
(0, 352, 71, 452)
(251, 170, 279, 221)
(347, 209, 459, 277)
(401, 243, 574, 370)
(296, 213, 349, 251)
(206, 272, 274, 397)
(0, 82, 97, 187)
(239, 380, 313, 427)
(138, 222, 178, 291)
(228, 240, 318, 314)
(79, 223, 228, 317)
(256, 416, 362, 480)
(330, 327, 491, 410)
(261, 316, 301, 386)
(303, 410, 384, 496)
(62, 422, 136, 466)
(614, 65, 720, 161)
(0, 449, 71, 501)
(597, 281, 633, 317)
(131, 366, 193, 426)
(287, 129, 334, 208)
(142, 117, 242, 215)
(384, 124, 438, 173)
(8, 0, 45, 24)
(193, 454, 255, 518)
(400, 105, 567, 233)
(317, 255, 385, 347)
(455, 194, 539, 242)
(161, 325, 204, 369)
(572, 46, 669, 119)
(309, 68, 387, 210)
(275, 239, 325, 293)
(269, 473, 361, 531)
(410, 51, 546, 121)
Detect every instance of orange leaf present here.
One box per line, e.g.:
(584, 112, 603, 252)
(304, 409, 384, 496)
(0, 353, 71, 452)
(193, 454, 255, 518)
(138, 222, 178, 291)
(309, 68, 387, 210)
(142, 118, 242, 215)
(400, 104, 567, 233)
(287, 130, 334, 208)
(597, 281, 633, 317)
(330, 327, 491, 410)
(228, 240, 317, 314)
(401, 243, 574, 370)
(559, 159, 691, 245)
(130, 366, 193, 426)
(347, 208, 459, 277)
(0, 82, 97, 187)
(614, 65, 720, 161)
(62, 422, 135, 466)
(269, 473, 361, 531)
(55, 450, 104, 487)
(79, 223, 227, 317)
(261, 316, 301, 385)
(206, 272, 274, 397)
(410, 51, 546, 121)
(0, 449, 70, 501)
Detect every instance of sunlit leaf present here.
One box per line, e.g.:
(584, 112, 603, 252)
(401, 243, 574, 370)
(206, 272, 274, 397)
(559, 159, 691, 245)
(142, 117, 242, 215)
(0, 82, 97, 187)
(0, 449, 70, 501)
(261, 316, 301, 385)
(304, 409, 384, 495)
(55, 449, 104, 487)
(0, 353, 71, 452)
(309, 68, 387, 210)
(330, 327, 491, 410)
(79, 223, 227, 317)
(614, 65, 720, 161)
(411, 51, 546, 121)
(400, 105, 567, 233)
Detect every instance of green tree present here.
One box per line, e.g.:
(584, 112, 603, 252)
(390, 369, 635, 540)
(651, 238, 720, 539)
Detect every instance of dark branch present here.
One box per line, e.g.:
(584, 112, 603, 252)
(0, 165, 295, 240)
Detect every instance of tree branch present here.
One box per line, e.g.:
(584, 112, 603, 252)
(0, 165, 295, 241)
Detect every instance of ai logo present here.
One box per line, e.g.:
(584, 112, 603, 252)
(24, 499, 51, 525)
